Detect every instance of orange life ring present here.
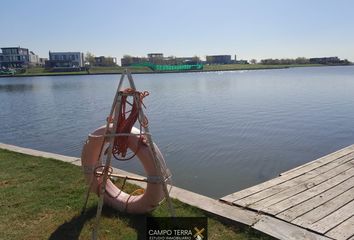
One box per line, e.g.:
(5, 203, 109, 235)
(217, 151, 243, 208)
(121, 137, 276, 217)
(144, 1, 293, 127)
(81, 125, 166, 213)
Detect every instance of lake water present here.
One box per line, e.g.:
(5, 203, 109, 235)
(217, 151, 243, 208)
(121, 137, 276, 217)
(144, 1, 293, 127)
(1, 66, 354, 198)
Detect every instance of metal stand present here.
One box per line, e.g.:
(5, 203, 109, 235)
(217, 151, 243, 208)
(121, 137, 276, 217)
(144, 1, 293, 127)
(81, 69, 175, 240)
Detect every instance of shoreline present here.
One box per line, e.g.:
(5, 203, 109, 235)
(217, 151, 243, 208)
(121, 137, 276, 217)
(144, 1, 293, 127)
(1, 63, 349, 78)
(0, 142, 258, 228)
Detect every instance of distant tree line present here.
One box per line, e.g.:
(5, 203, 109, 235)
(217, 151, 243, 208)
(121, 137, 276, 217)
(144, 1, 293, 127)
(259, 57, 351, 65)
(260, 57, 310, 65)
(121, 54, 202, 67)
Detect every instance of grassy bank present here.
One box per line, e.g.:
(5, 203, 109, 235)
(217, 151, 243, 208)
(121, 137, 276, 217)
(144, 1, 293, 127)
(14, 66, 152, 76)
(0, 149, 272, 240)
(202, 63, 322, 71)
(21, 67, 87, 75)
(88, 66, 153, 74)
(0, 64, 327, 77)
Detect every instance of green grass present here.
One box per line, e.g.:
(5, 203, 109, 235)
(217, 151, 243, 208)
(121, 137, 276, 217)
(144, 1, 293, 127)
(0, 63, 325, 77)
(10, 66, 153, 76)
(203, 63, 322, 71)
(88, 66, 153, 74)
(17, 67, 87, 76)
(87, 66, 122, 74)
(0, 149, 273, 240)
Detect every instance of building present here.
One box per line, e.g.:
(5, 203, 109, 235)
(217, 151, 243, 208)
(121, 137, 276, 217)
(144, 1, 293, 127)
(0, 47, 31, 68)
(0, 47, 30, 68)
(39, 58, 48, 67)
(94, 56, 117, 66)
(121, 54, 177, 66)
(175, 57, 202, 65)
(29, 51, 40, 66)
(121, 56, 148, 67)
(46, 51, 84, 69)
(206, 55, 232, 64)
(309, 57, 342, 65)
(234, 59, 249, 64)
(147, 53, 164, 64)
(231, 54, 248, 64)
(147, 53, 163, 59)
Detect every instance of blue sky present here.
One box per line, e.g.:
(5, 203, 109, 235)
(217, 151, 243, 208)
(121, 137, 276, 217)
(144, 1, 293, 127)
(1, 0, 354, 61)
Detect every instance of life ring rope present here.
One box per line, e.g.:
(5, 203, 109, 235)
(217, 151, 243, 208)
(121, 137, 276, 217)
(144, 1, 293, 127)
(91, 164, 169, 183)
(112, 88, 149, 160)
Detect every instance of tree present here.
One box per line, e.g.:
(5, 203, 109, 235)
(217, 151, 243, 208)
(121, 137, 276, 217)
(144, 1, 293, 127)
(121, 55, 133, 66)
(192, 55, 201, 63)
(295, 57, 309, 64)
(250, 59, 257, 64)
(102, 56, 117, 66)
(85, 52, 95, 66)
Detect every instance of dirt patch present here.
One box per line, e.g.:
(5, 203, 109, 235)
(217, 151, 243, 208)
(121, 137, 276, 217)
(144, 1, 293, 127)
(0, 180, 10, 187)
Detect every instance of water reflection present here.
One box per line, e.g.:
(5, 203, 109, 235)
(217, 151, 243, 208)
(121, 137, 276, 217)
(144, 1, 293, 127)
(0, 83, 34, 92)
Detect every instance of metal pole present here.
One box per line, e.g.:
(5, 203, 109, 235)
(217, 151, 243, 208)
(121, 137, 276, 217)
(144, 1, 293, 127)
(81, 71, 127, 216)
(92, 71, 126, 239)
(127, 71, 175, 217)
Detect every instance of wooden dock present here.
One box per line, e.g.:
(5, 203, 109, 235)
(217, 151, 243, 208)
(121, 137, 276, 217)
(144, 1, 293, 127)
(221, 144, 354, 240)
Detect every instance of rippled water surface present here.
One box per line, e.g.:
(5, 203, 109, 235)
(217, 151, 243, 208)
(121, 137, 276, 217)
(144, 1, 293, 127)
(1, 66, 354, 197)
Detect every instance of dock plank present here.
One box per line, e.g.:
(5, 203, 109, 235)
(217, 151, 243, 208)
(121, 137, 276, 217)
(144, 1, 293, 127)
(263, 166, 354, 215)
(252, 215, 331, 240)
(277, 177, 354, 222)
(236, 156, 354, 209)
(323, 215, 354, 240)
(291, 184, 354, 228)
(221, 145, 354, 203)
(310, 199, 354, 234)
